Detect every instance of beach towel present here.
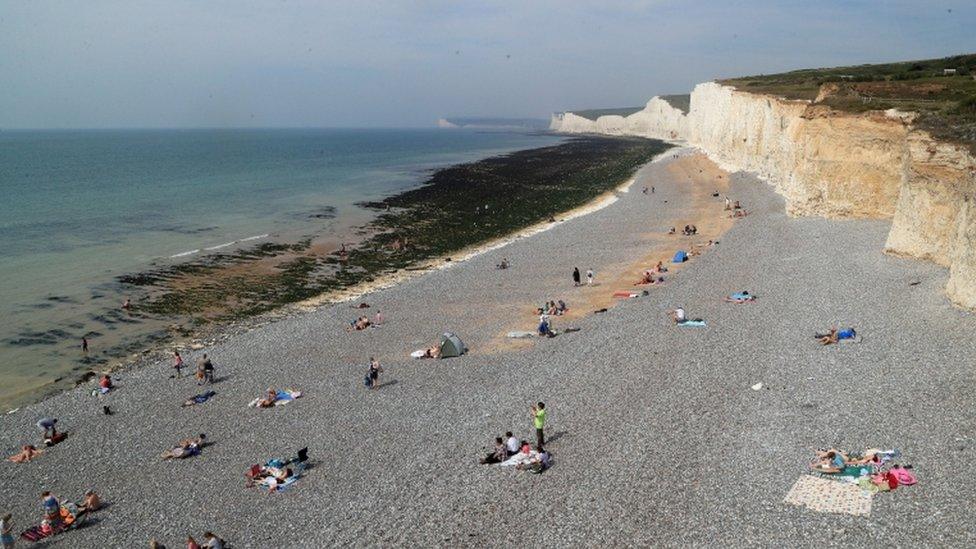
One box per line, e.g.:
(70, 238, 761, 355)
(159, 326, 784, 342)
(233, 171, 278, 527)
(187, 391, 216, 405)
(783, 475, 873, 517)
(249, 390, 302, 408)
(678, 320, 706, 327)
(507, 331, 536, 339)
(612, 291, 639, 298)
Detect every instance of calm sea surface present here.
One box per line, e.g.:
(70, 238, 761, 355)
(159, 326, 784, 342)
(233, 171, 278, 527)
(0, 128, 562, 408)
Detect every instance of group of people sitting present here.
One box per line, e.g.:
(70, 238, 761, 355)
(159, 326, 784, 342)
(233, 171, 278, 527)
(636, 261, 668, 285)
(724, 197, 748, 218)
(810, 448, 915, 491)
(496, 257, 510, 270)
(537, 300, 568, 316)
(682, 225, 699, 236)
(349, 310, 384, 331)
(21, 490, 101, 541)
(161, 434, 207, 460)
(478, 431, 552, 473)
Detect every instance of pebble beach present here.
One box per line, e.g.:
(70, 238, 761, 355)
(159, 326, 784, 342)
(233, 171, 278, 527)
(2, 150, 974, 547)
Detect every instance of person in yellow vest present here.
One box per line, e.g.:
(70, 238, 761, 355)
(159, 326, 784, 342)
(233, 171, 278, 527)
(530, 402, 547, 448)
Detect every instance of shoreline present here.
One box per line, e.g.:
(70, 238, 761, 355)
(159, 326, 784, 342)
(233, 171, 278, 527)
(2, 136, 672, 413)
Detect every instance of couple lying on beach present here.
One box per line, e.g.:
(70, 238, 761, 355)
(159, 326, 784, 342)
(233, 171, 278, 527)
(479, 432, 552, 473)
(348, 310, 384, 331)
(161, 434, 207, 460)
(245, 448, 309, 493)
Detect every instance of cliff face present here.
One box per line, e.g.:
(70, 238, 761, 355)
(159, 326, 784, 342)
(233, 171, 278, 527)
(551, 83, 976, 309)
(685, 82, 908, 218)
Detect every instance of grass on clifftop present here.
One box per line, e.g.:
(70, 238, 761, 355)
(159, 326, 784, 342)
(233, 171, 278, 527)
(720, 53, 976, 151)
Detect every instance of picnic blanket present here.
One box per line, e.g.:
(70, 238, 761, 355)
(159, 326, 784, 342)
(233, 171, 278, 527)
(783, 475, 873, 516)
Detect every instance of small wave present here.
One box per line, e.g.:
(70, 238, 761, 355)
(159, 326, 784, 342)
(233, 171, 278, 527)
(239, 234, 269, 242)
(170, 249, 200, 258)
(204, 241, 237, 251)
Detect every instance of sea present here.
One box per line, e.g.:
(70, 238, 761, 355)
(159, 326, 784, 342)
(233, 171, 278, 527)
(0, 128, 563, 409)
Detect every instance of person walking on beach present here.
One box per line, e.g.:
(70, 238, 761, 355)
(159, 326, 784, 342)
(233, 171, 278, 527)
(1, 513, 14, 549)
(374, 310, 384, 326)
(173, 350, 184, 378)
(81, 337, 88, 354)
(366, 357, 383, 389)
(196, 354, 214, 385)
(531, 402, 547, 448)
(572, 267, 581, 287)
(586, 269, 594, 286)
(202, 355, 214, 384)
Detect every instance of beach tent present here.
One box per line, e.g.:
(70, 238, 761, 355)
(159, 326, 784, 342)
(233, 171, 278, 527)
(672, 250, 688, 263)
(440, 332, 467, 358)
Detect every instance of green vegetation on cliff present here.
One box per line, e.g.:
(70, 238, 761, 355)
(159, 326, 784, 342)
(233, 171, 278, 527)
(721, 53, 976, 150)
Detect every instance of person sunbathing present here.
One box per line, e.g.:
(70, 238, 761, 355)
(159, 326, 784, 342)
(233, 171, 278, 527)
(257, 387, 279, 408)
(668, 227, 676, 235)
(96, 374, 114, 394)
(724, 291, 755, 303)
(423, 346, 441, 359)
(818, 327, 857, 345)
(653, 261, 667, 273)
(8, 444, 43, 463)
(496, 258, 510, 269)
(182, 390, 217, 407)
(354, 316, 372, 331)
(77, 490, 101, 512)
(557, 300, 567, 313)
(810, 449, 850, 473)
(161, 434, 206, 460)
(669, 306, 687, 324)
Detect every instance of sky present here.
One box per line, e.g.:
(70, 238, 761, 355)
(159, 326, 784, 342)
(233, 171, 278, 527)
(1, 0, 973, 129)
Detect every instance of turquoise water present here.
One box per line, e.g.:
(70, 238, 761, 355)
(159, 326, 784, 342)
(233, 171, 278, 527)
(0, 128, 563, 407)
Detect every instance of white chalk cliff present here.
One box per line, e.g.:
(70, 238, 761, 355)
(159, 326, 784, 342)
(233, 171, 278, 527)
(551, 83, 976, 309)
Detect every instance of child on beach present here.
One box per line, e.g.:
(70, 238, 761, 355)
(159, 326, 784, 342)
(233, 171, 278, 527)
(173, 351, 184, 378)
(586, 269, 594, 285)
(479, 437, 508, 464)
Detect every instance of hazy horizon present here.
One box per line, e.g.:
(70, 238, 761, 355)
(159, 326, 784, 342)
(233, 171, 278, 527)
(2, 0, 974, 129)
